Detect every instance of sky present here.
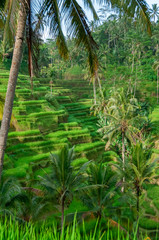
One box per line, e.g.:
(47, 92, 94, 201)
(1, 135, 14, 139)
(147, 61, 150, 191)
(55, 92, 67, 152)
(42, 0, 159, 40)
(77, 0, 159, 21)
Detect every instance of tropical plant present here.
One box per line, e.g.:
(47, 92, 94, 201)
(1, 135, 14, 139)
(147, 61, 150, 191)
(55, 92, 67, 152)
(114, 143, 159, 239)
(0, 0, 152, 181)
(152, 61, 159, 104)
(150, 4, 159, 22)
(0, 0, 98, 181)
(97, 88, 146, 191)
(0, 178, 22, 216)
(81, 162, 118, 220)
(39, 145, 90, 229)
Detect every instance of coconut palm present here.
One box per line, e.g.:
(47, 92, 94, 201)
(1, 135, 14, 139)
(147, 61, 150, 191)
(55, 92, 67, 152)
(97, 88, 145, 191)
(0, 0, 151, 181)
(115, 143, 159, 239)
(11, 187, 47, 222)
(0, 178, 22, 217)
(98, 88, 142, 155)
(81, 162, 118, 220)
(150, 4, 159, 22)
(39, 145, 90, 229)
(153, 61, 159, 104)
(0, 0, 98, 181)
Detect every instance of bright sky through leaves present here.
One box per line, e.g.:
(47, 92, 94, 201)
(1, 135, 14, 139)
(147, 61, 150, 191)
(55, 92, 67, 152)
(42, 0, 159, 40)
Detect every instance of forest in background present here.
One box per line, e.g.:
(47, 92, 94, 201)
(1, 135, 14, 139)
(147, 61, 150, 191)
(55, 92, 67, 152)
(0, 2, 159, 240)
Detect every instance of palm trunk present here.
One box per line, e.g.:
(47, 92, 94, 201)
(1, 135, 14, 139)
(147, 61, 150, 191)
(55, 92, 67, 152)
(61, 196, 65, 230)
(134, 65, 137, 97)
(121, 131, 125, 192)
(93, 77, 97, 105)
(137, 188, 140, 239)
(27, 0, 34, 94)
(96, 72, 103, 99)
(0, 1, 27, 181)
(157, 68, 158, 104)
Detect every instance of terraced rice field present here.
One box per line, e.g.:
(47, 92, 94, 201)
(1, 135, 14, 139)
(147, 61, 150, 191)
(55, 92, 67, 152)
(0, 67, 104, 182)
(0, 64, 159, 234)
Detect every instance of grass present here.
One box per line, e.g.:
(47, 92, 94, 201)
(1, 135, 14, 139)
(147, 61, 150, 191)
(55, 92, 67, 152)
(14, 152, 52, 167)
(8, 130, 41, 138)
(46, 129, 89, 139)
(28, 110, 65, 118)
(0, 217, 156, 240)
(7, 139, 68, 152)
(147, 185, 159, 200)
(75, 141, 105, 152)
(72, 157, 88, 167)
(3, 164, 29, 178)
(139, 217, 159, 230)
(59, 122, 80, 130)
(143, 201, 156, 216)
(16, 100, 47, 105)
(153, 200, 159, 211)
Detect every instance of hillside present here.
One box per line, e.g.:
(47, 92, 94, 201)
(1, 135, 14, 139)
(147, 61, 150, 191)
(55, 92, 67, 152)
(0, 64, 105, 181)
(0, 60, 159, 236)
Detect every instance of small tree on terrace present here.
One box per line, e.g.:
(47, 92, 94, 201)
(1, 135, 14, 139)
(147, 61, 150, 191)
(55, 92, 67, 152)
(39, 145, 90, 229)
(97, 88, 145, 190)
(115, 143, 159, 239)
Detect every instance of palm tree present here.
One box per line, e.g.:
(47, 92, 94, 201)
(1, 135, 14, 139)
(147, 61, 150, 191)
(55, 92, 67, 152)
(39, 145, 90, 229)
(0, 0, 152, 180)
(153, 61, 159, 104)
(0, 178, 22, 216)
(0, 1, 28, 181)
(150, 4, 159, 22)
(97, 88, 144, 190)
(11, 187, 46, 222)
(0, 0, 98, 181)
(115, 143, 158, 239)
(81, 162, 118, 220)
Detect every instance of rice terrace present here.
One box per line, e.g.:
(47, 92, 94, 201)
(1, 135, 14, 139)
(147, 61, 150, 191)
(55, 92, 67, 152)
(0, 0, 159, 239)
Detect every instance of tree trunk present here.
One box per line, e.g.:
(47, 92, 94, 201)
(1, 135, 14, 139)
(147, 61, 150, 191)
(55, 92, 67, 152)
(0, 1, 27, 181)
(93, 77, 97, 105)
(134, 65, 137, 97)
(157, 68, 158, 104)
(121, 131, 125, 192)
(137, 189, 140, 239)
(27, 0, 34, 94)
(97, 76, 103, 99)
(61, 196, 65, 230)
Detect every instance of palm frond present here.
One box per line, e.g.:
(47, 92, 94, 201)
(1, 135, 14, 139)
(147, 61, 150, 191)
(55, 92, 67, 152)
(3, 0, 20, 46)
(41, 0, 68, 59)
(62, 0, 98, 75)
(99, 0, 151, 34)
(82, 0, 99, 21)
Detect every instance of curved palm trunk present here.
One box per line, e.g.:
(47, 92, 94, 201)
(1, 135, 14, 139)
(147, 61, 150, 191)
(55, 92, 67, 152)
(27, 0, 34, 94)
(0, 1, 27, 181)
(121, 132, 125, 192)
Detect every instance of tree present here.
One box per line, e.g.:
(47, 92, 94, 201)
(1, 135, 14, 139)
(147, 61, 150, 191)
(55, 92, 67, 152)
(39, 145, 89, 229)
(81, 162, 118, 220)
(97, 88, 144, 190)
(153, 61, 159, 104)
(0, 0, 152, 180)
(0, 0, 98, 181)
(0, 178, 22, 217)
(0, 0, 28, 181)
(115, 143, 159, 239)
(150, 4, 159, 22)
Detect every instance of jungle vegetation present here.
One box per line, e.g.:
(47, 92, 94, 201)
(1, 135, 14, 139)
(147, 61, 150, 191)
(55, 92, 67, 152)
(0, 1, 159, 239)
